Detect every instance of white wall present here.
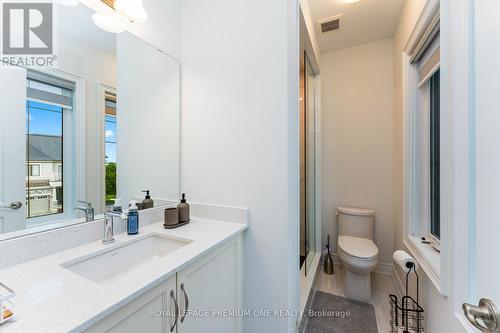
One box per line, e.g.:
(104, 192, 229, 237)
(299, 0, 321, 66)
(56, 30, 116, 214)
(393, 0, 427, 262)
(180, 0, 299, 332)
(321, 38, 395, 265)
(117, 33, 180, 205)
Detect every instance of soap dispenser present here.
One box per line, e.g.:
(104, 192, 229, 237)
(177, 193, 190, 223)
(141, 190, 154, 209)
(127, 200, 139, 235)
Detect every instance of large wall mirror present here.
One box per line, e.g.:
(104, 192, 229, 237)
(0, 2, 180, 239)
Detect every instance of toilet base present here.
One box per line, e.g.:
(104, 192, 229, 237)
(343, 268, 372, 303)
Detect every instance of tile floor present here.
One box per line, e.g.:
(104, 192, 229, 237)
(316, 264, 397, 332)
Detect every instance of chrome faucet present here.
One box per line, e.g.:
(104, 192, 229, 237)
(103, 211, 128, 244)
(74, 201, 94, 222)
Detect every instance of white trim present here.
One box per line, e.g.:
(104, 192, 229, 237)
(402, 0, 449, 296)
(402, 52, 418, 241)
(74, 79, 86, 206)
(376, 262, 395, 276)
(442, 0, 475, 329)
(392, 267, 405, 298)
(300, 252, 320, 312)
(315, 75, 322, 254)
(26, 98, 73, 110)
(403, 237, 441, 293)
(25, 68, 86, 228)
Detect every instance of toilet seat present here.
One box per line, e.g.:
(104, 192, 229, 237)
(338, 236, 378, 260)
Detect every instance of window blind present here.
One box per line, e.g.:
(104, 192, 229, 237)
(27, 70, 74, 109)
(105, 92, 116, 116)
(418, 34, 440, 85)
(409, 12, 440, 64)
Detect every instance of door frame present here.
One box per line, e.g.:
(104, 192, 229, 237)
(442, 0, 476, 329)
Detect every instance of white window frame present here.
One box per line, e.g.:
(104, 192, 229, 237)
(25, 68, 86, 228)
(404, 0, 475, 328)
(402, 0, 448, 295)
(423, 70, 441, 247)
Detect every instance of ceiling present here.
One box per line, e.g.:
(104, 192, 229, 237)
(308, 0, 405, 53)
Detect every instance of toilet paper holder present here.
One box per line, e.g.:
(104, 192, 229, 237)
(389, 262, 424, 333)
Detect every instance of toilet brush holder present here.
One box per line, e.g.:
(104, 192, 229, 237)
(324, 235, 334, 275)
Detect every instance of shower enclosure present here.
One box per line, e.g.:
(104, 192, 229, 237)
(300, 52, 317, 275)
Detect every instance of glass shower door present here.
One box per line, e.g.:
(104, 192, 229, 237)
(304, 54, 316, 275)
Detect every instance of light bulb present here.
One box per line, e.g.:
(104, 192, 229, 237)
(92, 13, 124, 34)
(114, 0, 148, 23)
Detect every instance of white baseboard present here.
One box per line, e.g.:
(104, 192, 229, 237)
(391, 266, 405, 298)
(376, 262, 394, 276)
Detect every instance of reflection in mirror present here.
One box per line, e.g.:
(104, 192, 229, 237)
(0, 3, 180, 239)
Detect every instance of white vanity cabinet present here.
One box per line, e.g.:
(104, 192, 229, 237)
(176, 236, 242, 333)
(84, 235, 242, 333)
(84, 275, 177, 333)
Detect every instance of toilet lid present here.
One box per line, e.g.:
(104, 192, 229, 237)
(338, 236, 378, 259)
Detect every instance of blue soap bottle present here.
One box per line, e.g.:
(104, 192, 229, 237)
(127, 200, 139, 235)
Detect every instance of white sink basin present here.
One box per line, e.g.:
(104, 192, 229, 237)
(61, 233, 191, 284)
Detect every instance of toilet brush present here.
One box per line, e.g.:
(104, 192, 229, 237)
(324, 235, 334, 275)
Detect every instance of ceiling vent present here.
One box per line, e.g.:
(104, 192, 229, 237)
(319, 14, 343, 33)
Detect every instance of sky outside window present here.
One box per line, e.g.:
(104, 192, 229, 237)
(105, 115, 117, 163)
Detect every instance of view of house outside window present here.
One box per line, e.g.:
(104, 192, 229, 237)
(25, 101, 63, 218)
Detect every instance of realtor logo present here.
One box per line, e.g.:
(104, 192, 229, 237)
(2, 2, 53, 55)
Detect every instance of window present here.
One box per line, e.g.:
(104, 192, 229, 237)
(25, 72, 74, 220)
(402, 5, 443, 293)
(28, 164, 40, 177)
(104, 93, 117, 206)
(429, 70, 440, 239)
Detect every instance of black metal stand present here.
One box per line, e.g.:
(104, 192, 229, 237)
(389, 264, 424, 332)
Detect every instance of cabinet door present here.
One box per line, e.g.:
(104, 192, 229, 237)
(84, 275, 177, 333)
(177, 236, 242, 333)
(106, 294, 164, 333)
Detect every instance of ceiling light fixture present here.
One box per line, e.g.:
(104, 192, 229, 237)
(114, 0, 148, 23)
(342, 0, 361, 3)
(92, 13, 125, 34)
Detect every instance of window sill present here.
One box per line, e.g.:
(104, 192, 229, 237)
(403, 236, 442, 294)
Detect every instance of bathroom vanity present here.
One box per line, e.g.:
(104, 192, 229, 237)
(0, 211, 246, 333)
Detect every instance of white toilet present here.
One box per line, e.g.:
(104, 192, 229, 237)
(336, 206, 379, 303)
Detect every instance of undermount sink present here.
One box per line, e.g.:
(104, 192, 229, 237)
(61, 233, 192, 284)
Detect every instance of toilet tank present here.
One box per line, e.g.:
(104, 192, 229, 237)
(337, 206, 375, 240)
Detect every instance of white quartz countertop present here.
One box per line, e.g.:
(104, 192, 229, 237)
(0, 218, 247, 333)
